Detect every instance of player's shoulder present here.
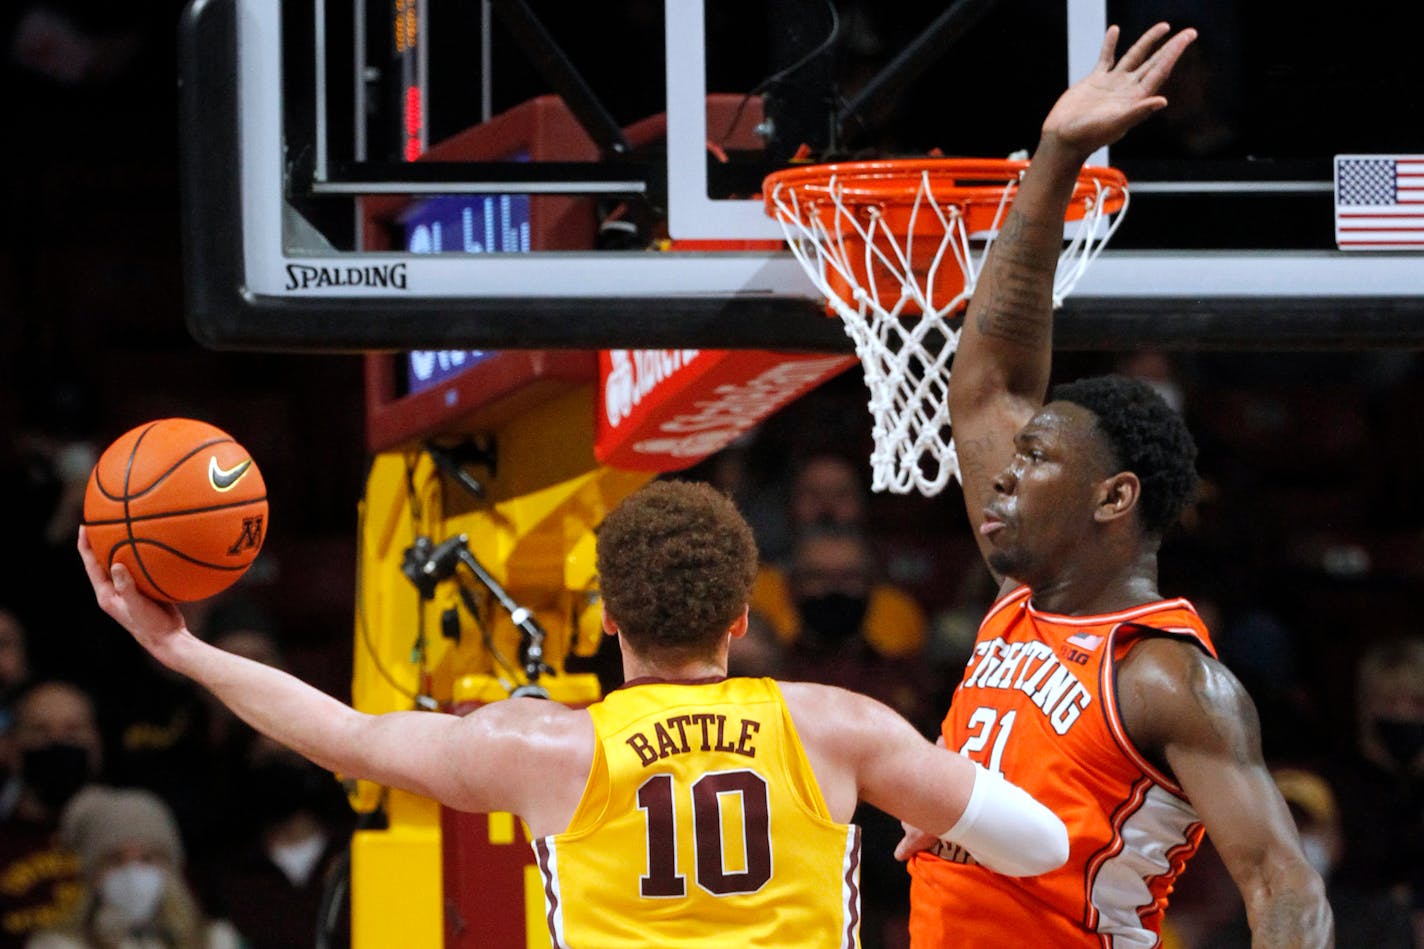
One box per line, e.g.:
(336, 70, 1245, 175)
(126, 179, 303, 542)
(1117, 636, 1257, 751)
(465, 695, 593, 745)
(776, 680, 902, 744)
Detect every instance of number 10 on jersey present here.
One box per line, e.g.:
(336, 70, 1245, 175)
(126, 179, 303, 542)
(638, 769, 773, 897)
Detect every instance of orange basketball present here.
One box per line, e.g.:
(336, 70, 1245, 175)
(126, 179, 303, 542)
(83, 418, 268, 603)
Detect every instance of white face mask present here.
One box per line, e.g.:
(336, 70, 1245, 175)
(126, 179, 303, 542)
(1299, 834, 1334, 880)
(1146, 379, 1185, 414)
(99, 863, 167, 925)
(267, 833, 327, 886)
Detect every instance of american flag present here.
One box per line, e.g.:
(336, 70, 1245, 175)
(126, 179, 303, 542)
(1334, 155, 1424, 249)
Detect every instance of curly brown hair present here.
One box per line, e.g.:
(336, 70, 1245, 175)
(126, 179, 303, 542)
(596, 480, 759, 662)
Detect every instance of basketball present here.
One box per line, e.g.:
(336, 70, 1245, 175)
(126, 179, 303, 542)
(83, 418, 268, 603)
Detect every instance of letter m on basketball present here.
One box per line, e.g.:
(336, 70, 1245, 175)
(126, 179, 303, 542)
(229, 516, 264, 555)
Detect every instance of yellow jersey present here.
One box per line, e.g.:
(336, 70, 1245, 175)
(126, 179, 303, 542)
(533, 676, 862, 948)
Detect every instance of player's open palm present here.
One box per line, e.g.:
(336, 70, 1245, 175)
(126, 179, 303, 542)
(78, 526, 186, 655)
(1042, 23, 1196, 155)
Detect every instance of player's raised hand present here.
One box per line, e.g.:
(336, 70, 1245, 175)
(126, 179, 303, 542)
(1041, 23, 1196, 157)
(78, 526, 187, 658)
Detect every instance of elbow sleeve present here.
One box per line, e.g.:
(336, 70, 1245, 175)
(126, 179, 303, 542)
(940, 762, 1069, 877)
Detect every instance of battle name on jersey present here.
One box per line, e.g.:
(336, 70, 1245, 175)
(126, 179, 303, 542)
(626, 713, 761, 767)
(959, 639, 1092, 735)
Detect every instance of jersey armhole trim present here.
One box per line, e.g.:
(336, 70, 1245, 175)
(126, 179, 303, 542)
(767, 679, 843, 828)
(1100, 623, 1212, 797)
(554, 712, 612, 841)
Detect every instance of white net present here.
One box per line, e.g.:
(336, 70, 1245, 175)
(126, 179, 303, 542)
(768, 165, 1128, 496)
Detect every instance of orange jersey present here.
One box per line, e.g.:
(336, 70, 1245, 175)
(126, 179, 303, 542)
(909, 586, 1216, 949)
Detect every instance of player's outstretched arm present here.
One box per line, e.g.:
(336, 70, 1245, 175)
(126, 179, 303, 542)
(78, 528, 589, 832)
(948, 24, 1196, 564)
(783, 683, 1068, 877)
(1119, 639, 1334, 948)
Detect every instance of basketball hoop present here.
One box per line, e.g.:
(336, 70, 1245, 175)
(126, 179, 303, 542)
(764, 158, 1128, 496)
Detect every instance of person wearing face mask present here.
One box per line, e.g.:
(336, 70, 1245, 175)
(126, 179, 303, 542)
(1325, 635, 1424, 946)
(196, 739, 352, 949)
(753, 524, 937, 949)
(747, 453, 929, 663)
(1194, 767, 1414, 949)
(26, 787, 240, 949)
(0, 681, 102, 949)
(752, 522, 929, 666)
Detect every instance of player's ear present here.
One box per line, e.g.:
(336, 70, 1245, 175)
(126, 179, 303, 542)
(601, 609, 620, 638)
(728, 606, 750, 640)
(1094, 471, 1140, 524)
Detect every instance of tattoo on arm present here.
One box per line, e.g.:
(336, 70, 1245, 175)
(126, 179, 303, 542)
(973, 211, 1058, 349)
(956, 433, 1000, 495)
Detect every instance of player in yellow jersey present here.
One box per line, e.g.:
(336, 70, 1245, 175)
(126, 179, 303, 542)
(77, 480, 1069, 948)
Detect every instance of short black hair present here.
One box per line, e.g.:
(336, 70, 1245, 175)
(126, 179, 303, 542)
(596, 480, 759, 661)
(1050, 374, 1198, 537)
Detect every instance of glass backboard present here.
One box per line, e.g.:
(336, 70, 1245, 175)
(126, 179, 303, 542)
(180, 0, 1424, 350)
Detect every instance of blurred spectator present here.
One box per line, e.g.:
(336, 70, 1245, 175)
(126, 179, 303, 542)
(0, 611, 29, 703)
(3, 683, 103, 827)
(1190, 767, 1414, 949)
(99, 651, 213, 865)
(197, 739, 351, 949)
(185, 610, 289, 867)
(738, 451, 870, 566)
(0, 610, 33, 814)
(6, 2, 150, 87)
(751, 524, 928, 666)
(0, 682, 103, 948)
(28, 787, 240, 949)
(1116, 351, 1187, 416)
(183, 602, 350, 949)
(1325, 636, 1424, 942)
(2, 380, 97, 555)
(1200, 595, 1318, 763)
(726, 613, 785, 679)
(750, 526, 935, 949)
(788, 454, 868, 535)
(193, 598, 283, 755)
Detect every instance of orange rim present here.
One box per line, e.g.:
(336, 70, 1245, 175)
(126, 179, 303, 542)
(764, 157, 1127, 222)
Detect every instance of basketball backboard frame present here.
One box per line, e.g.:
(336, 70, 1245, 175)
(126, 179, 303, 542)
(180, 0, 1424, 352)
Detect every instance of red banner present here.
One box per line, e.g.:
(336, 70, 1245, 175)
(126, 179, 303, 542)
(595, 349, 855, 472)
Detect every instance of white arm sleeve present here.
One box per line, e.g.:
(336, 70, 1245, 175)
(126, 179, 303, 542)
(940, 761, 1070, 877)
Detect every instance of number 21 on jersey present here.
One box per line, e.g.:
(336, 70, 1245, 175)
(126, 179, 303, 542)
(961, 707, 1017, 774)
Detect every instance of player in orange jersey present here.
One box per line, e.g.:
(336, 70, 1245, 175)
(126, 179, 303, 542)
(78, 480, 1069, 948)
(898, 23, 1334, 949)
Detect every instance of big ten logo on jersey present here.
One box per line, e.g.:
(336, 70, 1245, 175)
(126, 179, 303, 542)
(958, 638, 1094, 736)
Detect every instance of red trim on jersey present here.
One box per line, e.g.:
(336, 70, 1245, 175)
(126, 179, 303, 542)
(1024, 596, 1200, 626)
(842, 826, 862, 949)
(982, 585, 1031, 625)
(1099, 624, 1186, 795)
(1138, 826, 1203, 928)
(1099, 621, 1218, 797)
(615, 674, 729, 690)
(534, 839, 569, 949)
(1081, 776, 1154, 931)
